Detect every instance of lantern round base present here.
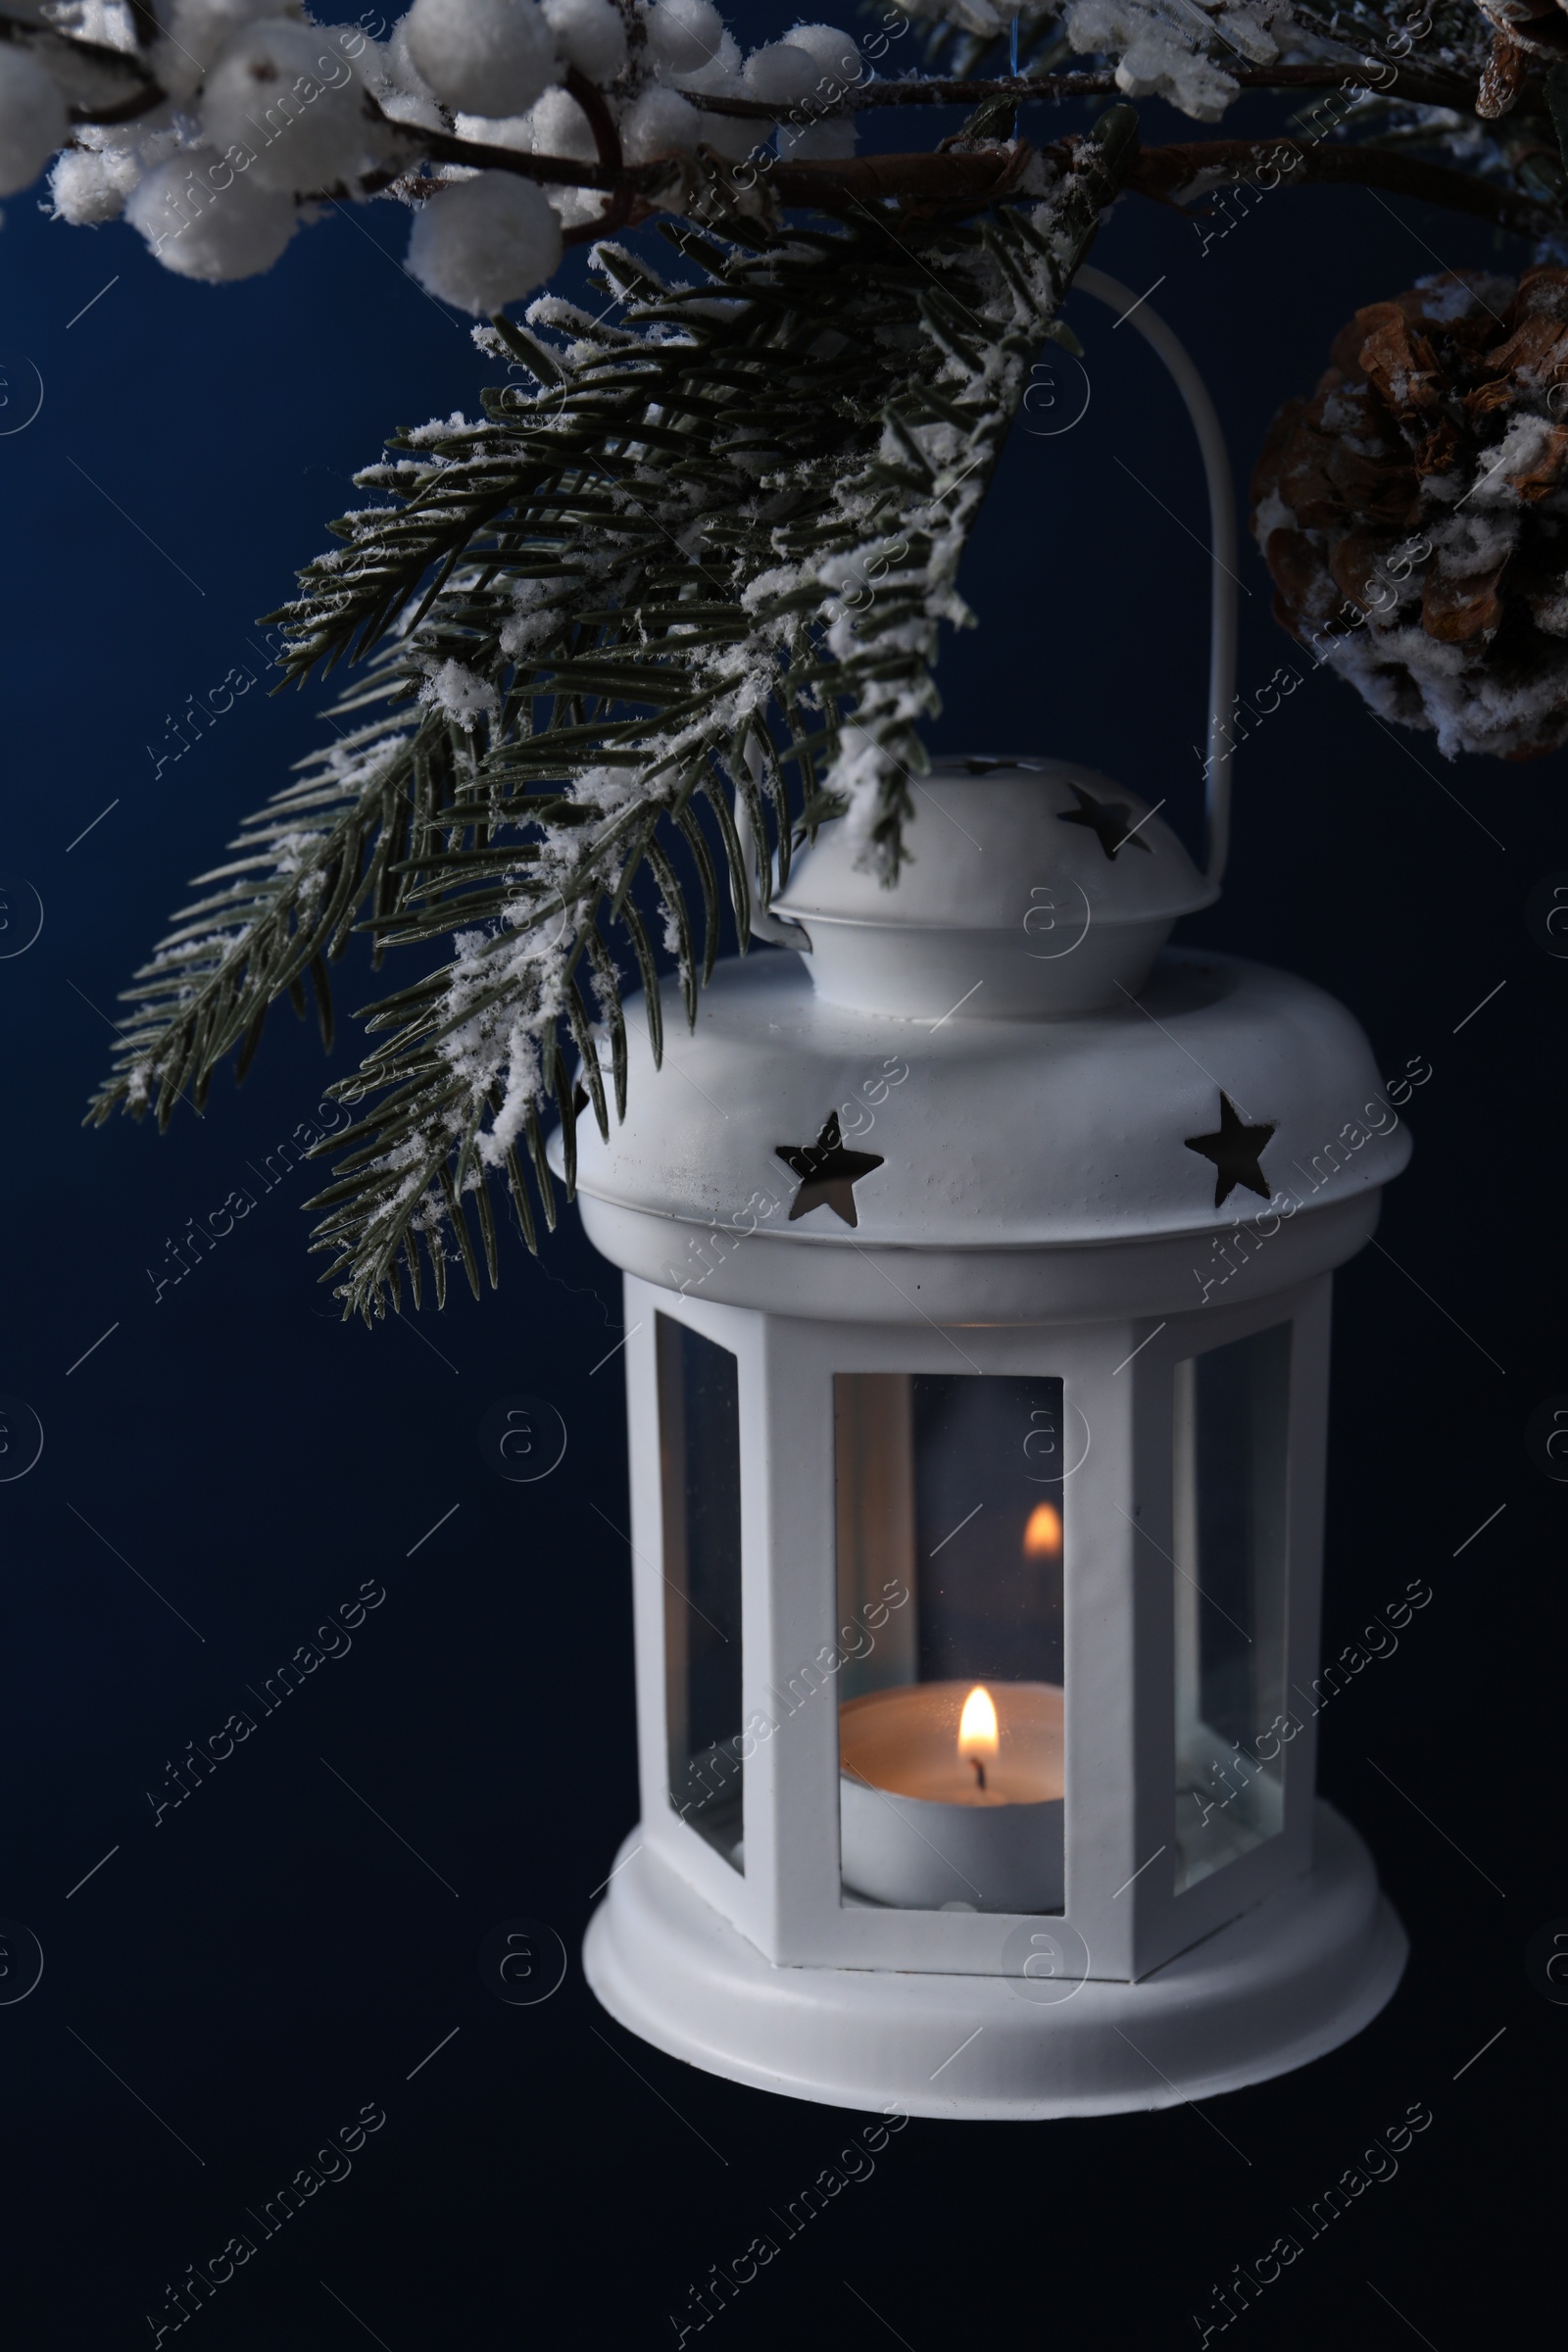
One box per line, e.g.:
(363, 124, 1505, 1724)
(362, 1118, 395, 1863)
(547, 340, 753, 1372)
(582, 1802, 1406, 2120)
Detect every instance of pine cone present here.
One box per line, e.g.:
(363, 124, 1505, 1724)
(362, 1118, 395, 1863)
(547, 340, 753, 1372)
(1473, 0, 1568, 61)
(1471, 2, 1557, 116)
(1476, 22, 1530, 115)
(1250, 270, 1568, 760)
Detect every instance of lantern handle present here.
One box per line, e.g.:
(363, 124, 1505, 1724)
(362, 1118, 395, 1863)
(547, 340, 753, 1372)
(743, 735, 814, 949)
(1072, 267, 1238, 888)
(746, 267, 1239, 939)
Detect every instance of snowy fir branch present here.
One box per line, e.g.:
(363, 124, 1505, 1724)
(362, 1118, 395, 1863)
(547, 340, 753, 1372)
(88, 112, 1124, 1315)
(49, 0, 1568, 1313)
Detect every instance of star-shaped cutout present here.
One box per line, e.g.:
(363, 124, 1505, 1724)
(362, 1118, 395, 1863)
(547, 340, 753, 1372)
(1185, 1093, 1277, 1208)
(1056, 782, 1153, 860)
(775, 1111, 884, 1228)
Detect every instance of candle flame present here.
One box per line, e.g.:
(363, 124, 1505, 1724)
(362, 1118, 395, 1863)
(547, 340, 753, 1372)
(957, 1684, 1000, 1759)
(1023, 1500, 1062, 1557)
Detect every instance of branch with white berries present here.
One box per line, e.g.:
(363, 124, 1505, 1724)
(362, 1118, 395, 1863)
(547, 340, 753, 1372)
(6, 0, 1565, 318)
(4, 0, 896, 307)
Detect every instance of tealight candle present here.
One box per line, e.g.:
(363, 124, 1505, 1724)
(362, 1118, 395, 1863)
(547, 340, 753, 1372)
(839, 1680, 1065, 1913)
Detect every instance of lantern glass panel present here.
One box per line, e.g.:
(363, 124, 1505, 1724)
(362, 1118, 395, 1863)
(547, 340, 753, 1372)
(834, 1373, 1066, 1913)
(1172, 1321, 1292, 1891)
(657, 1314, 744, 1871)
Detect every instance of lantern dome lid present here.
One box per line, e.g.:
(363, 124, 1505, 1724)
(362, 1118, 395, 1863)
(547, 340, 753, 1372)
(555, 945, 1413, 1270)
(769, 760, 1218, 1019)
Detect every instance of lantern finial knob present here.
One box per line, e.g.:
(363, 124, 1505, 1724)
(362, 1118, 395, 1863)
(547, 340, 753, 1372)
(770, 760, 1218, 1022)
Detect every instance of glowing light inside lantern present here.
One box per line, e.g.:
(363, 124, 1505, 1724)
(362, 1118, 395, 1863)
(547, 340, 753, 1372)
(1024, 1500, 1062, 1556)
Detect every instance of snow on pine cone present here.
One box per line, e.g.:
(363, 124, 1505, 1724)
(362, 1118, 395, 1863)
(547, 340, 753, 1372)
(1251, 270, 1568, 761)
(1473, 0, 1568, 59)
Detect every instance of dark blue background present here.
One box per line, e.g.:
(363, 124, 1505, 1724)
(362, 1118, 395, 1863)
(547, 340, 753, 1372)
(1, 24, 1558, 2346)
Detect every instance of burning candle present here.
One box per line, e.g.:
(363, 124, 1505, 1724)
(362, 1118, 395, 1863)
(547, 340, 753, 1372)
(958, 1684, 999, 1791)
(839, 1679, 1065, 1913)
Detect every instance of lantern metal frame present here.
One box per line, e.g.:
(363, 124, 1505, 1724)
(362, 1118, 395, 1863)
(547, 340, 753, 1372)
(582, 999, 1411, 2120)
(619, 1271, 1334, 1984)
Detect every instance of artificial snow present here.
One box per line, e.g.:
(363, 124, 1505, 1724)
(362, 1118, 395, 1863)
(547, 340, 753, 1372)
(1063, 0, 1262, 121)
(417, 657, 500, 727)
(48, 142, 141, 223)
(1414, 271, 1512, 324)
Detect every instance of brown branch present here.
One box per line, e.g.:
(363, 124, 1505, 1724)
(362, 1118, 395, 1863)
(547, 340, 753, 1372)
(758, 122, 1555, 239)
(391, 117, 1553, 240)
(401, 127, 624, 192)
(685, 57, 1498, 120)
(563, 186, 639, 245)
(369, 85, 665, 197)
(1241, 57, 1498, 114)
(70, 81, 165, 127)
(767, 145, 1027, 211)
(1121, 135, 1553, 240)
(558, 58, 640, 242)
(564, 63, 624, 175)
(0, 6, 169, 120)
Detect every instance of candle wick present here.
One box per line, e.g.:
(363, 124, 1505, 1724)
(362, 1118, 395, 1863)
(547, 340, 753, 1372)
(970, 1756, 986, 1792)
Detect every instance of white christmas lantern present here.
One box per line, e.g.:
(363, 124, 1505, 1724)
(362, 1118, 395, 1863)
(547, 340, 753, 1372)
(571, 284, 1411, 2120)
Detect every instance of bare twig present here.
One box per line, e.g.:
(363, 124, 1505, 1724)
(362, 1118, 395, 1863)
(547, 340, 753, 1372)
(564, 62, 624, 175)
(1120, 133, 1553, 239)
(768, 142, 1033, 211)
(684, 58, 1498, 119)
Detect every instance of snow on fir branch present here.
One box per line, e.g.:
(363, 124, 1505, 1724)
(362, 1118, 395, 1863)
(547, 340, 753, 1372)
(88, 115, 1128, 1317)
(56, 0, 1568, 1318)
